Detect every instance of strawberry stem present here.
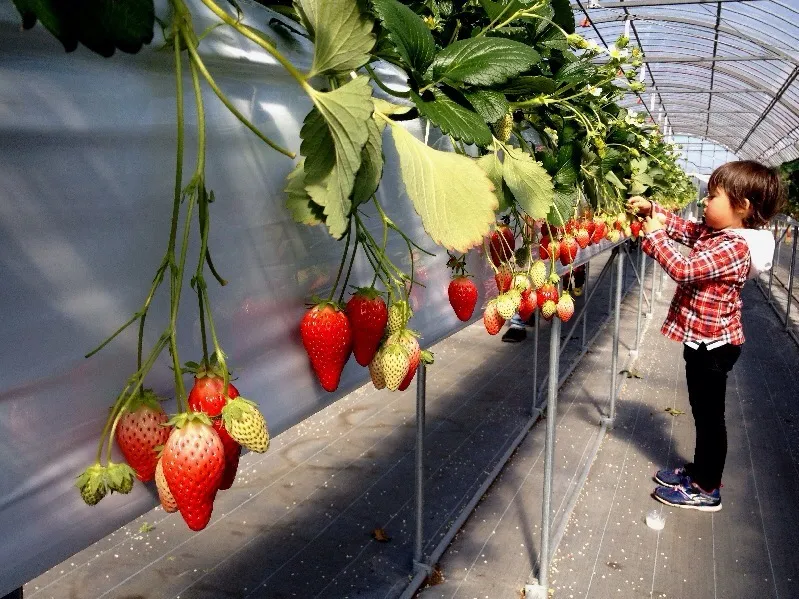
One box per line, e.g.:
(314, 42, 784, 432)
(328, 219, 353, 303)
(338, 232, 359, 305)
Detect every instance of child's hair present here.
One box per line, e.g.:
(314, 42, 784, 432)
(707, 160, 786, 228)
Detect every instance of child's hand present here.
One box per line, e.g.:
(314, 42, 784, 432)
(643, 215, 665, 234)
(626, 196, 652, 216)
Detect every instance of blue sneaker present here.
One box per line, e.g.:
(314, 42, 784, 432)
(653, 484, 722, 512)
(654, 467, 690, 489)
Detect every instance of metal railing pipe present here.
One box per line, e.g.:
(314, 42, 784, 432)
(606, 248, 624, 425)
(532, 310, 541, 415)
(581, 262, 590, 351)
(633, 245, 646, 354)
(413, 362, 427, 572)
(786, 226, 798, 329)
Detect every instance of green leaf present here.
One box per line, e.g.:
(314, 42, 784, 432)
(537, 23, 567, 50)
(551, 0, 576, 34)
(502, 147, 555, 220)
(555, 60, 598, 86)
(285, 160, 325, 226)
(351, 116, 385, 208)
(372, 0, 435, 74)
(601, 148, 624, 172)
(13, 0, 155, 57)
(301, 76, 374, 238)
(501, 76, 555, 96)
(547, 186, 576, 227)
(477, 151, 512, 212)
(431, 38, 541, 87)
(411, 90, 493, 147)
(605, 170, 626, 190)
(554, 161, 578, 188)
(388, 122, 498, 252)
(463, 89, 509, 124)
(296, 0, 375, 77)
(478, 0, 525, 22)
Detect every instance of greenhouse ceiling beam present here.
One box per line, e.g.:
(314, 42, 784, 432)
(588, 14, 799, 66)
(624, 89, 770, 94)
(704, 2, 722, 137)
(736, 65, 799, 152)
(634, 55, 781, 63)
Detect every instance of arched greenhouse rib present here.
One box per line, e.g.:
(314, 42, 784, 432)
(2, 1, 799, 598)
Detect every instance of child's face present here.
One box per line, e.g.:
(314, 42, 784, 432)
(703, 186, 748, 230)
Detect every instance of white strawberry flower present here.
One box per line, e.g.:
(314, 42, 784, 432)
(585, 85, 602, 97)
(608, 47, 629, 60)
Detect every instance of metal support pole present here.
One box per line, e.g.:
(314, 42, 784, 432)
(581, 262, 590, 351)
(538, 316, 562, 592)
(608, 255, 615, 314)
(413, 362, 427, 573)
(786, 226, 798, 329)
(648, 251, 657, 317)
(632, 246, 646, 355)
(1, 589, 22, 599)
(769, 222, 779, 300)
(604, 249, 624, 426)
(532, 310, 541, 414)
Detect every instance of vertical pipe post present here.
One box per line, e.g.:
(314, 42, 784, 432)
(768, 222, 779, 301)
(413, 361, 427, 570)
(581, 262, 590, 351)
(786, 226, 798, 329)
(606, 248, 624, 424)
(608, 253, 615, 314)
(532, 310, 541, 413)
(633, 245, 646, 353)
(538, 316, 562, 591)
(648, 250, 657, 317)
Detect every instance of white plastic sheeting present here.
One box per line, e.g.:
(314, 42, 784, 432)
(0, 2, 496, 594)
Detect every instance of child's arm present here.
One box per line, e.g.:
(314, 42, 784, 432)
(651, 203, 706, 247)
(641, 229, 749, 284)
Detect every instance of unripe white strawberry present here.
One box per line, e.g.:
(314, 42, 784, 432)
(530, 261, 547, 289)
(507, 288, 522, 311)
(513, 273, 531, 291)
(493, 112, 513, 142)
(541, 299, 557, 320)
(606, 229, 621, 243)
(387, 300, 412, 334)
(381, 343, 410, 391)
(557, 291, 575, 322)
(369, 347, 386, 390)
(496, 292, 517, 319)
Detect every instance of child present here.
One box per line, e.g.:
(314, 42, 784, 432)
(628, 160, 785, 512)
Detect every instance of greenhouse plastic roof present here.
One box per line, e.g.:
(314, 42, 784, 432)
(572, 0, 799, 166)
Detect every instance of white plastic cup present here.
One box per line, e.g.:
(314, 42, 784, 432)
(646, 509, 665, 530)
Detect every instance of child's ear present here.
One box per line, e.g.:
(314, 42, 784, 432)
(739, 198, 752, 216)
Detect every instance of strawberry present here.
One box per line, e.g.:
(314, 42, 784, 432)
(448, 276, 478, 321)
(494, 265, 513, 293)
(161, 412, 225, 531)
(538, 236, 551, 260)
(512, 272, 531, 291)
(584, 219, 596, 238)
(387, 300, 413, 334)
(541, 299, 557, 320)
(75, 464, 109, 506)
(559, 236, 579, 266)
(483, 300, 505, 335)
(489, 223, 515, 267)
(492, 112, 514, 143)
(369, 347, 386, 390)
(496, 292, 517, 319)
(213, 420, 241, 491)
(381, 343, 410, 391)
(518, 288, 537, 321)
(115, 390, 171, 482)
(537, 282, 559, 309)
(188, 368, 240, 418)
(557, 291, 575, 322)
(345, 288, 388, 366)
(155, 458, 178, 513)
(393, 330, 421, 391)
(575, 228, 590, 249)
(543, 238, 561, 262)
(300, 301, 353, 392)
(606, 229, 621, 243)
(222, 397, 270, 453)
(591, 220, 607, 244)
(530, 261, 547, 289)
(630, 219, 642, 238)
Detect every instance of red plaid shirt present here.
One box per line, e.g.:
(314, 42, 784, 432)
(641, 205, 751, 346)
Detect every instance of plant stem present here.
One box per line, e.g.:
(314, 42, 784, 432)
(365, 65, 410, 99)
(327, 220, 353, 303)
(338, 233, 359, 304)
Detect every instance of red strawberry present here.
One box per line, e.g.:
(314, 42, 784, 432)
(537, 282, 559, 309)
(538, 236, 550, 260)
(560, 236, 579, 266)
(393, 331, 421, 391)
(539, 238, 560, 262)
(161, 413, 225, 531)
(300, 302, 353, 392)
(557, 291, 575, 322)
(630, 219, 642, 238)
(115, 390, 171, 482)
(591, 220, 607, 244)
(345, 288, 388, 367)
(489, 223, 515, 267)
(448, 276, 478, 321)
(584, 219, 597, 238)
(188, 373, 239, 418)
(518, 288, 537, 321)
(213, 420, 241, 491)
(495, 265, 513, 293)
(575, 228, 590, 249)
(483, 300, 505, 335)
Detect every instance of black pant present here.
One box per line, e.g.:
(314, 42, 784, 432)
(682, 343, 742, 492)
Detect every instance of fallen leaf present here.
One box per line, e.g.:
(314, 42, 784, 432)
(620, 369, 642, 379)
(138, 522, 155, 533)
(371, 527, 391, 542)
(665, 407, 685, 416)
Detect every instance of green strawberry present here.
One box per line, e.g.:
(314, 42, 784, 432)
(530, 260, 547, 289)
(387, 300, 413, 334)
(369, 346, 386, 390)
(493, 112, 513, 142)
(222, 397, 270, 453)
(542, 299, 557, 320)
(496, 292, 516, 319)
(76, 464, 109, 506)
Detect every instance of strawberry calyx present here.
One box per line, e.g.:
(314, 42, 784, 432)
(221, 396, 258, 428)
(76, 463, 110, 506)
(349, 286, 384, 301)
(421, 350, 435, 365)
(124, 388, 165, 414)
(106, 462, 137, 494)
(165, 411, 213, 429)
